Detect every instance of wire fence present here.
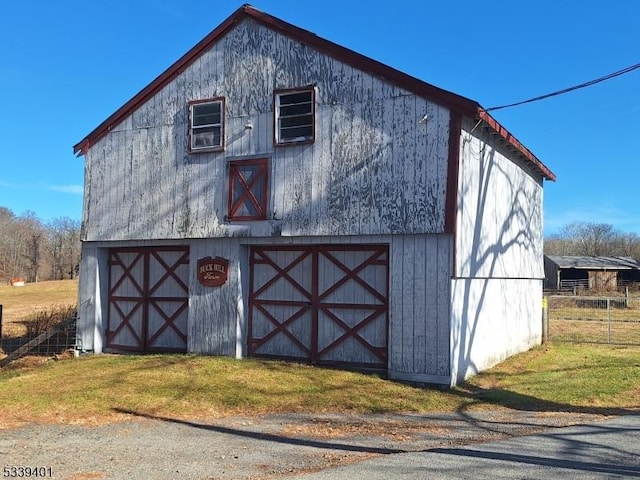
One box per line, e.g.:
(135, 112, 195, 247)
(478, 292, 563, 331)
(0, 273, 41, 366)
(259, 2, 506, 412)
(0, 305, 77, 367)
(545, 295, 640, 345)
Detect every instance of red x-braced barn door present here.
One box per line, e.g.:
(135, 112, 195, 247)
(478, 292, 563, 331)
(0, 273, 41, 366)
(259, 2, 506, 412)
(107, 247, 189, 352)
(249, 245, 389, 370)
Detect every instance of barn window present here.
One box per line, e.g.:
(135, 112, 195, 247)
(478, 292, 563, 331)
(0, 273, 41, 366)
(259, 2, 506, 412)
(189, 98, 224, 152)
(274, 87, 315, 145)
(228, 159, 269, 221)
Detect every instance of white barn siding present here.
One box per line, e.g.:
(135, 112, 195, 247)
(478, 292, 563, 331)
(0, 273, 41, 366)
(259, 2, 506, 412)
(82, 17, 450, 243)
(450, 278, 542, 383)
(451, 118, 545, 384)
(76, 244, 108, 354)
(76, 7, 553, 386)
(188, 239, 242, 356)
(387, 234, 452, 385)
(78, 234, 454, 381)
(456, 119, 544, 279)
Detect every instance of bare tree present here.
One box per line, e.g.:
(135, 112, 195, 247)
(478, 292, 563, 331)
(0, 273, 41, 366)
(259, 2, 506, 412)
(47, 217, 81, 280)
(0, 208, 81, 283)
(545, 221, 640, 258)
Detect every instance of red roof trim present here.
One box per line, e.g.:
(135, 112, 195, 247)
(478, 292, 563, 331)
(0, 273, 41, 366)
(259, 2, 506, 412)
(73, 4, 556, 181)
(73, 4, 247, 156)
(477, 109, 556, 181)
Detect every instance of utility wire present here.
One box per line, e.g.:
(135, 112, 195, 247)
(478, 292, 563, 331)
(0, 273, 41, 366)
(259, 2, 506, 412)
(485, 62, 640, 112)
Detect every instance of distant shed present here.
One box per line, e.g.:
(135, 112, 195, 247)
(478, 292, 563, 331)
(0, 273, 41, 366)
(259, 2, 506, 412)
(544, 256, 640, 291)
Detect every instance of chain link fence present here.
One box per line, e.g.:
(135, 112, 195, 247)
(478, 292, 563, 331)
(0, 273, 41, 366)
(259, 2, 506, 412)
(545, 295, 640, 345)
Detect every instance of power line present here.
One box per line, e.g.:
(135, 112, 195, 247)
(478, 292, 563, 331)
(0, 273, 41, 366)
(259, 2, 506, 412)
(485, 62, 640, 112)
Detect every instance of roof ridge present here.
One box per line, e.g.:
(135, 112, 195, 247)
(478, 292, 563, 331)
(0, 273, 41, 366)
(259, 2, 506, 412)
(72, 4, 555, 181)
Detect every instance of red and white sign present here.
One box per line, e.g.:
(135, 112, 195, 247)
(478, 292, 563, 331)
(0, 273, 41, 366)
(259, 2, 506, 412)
(197, 256, 229, 287)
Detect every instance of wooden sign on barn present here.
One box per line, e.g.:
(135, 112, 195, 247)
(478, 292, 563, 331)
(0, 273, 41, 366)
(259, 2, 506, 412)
(74, 5, 555, 387)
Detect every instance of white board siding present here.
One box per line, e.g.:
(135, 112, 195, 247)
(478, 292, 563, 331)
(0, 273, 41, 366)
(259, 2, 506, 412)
(450, 278, 542, 384)
(188, 239, 241, 356)
(76, 244, 109, 353)
(79, 234, 453, 382)
(82, 17, 451, 242)
(387, 234, 452, 383)
(456, 118, 545, 280)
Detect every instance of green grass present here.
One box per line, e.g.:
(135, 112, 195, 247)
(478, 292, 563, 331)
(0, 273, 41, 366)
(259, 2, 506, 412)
(0, 343, 638, 427)
(466, 343, 640, 411)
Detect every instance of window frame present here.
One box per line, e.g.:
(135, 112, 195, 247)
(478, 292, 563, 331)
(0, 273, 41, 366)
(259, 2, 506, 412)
(227, 158, 270, 221)
(188, 97, 225, 153)
(273, 86, 315, 146)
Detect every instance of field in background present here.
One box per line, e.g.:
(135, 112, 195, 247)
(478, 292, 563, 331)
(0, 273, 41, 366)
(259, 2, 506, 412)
(0, 280, 78, 338)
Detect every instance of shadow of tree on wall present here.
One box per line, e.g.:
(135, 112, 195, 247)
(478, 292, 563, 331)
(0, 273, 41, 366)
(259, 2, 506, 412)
(452, 120, 544, 382)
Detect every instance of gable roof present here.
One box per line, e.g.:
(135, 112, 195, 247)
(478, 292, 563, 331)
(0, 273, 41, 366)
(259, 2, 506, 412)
(546, 255, 640, 270)
(73, 4, 555, 181)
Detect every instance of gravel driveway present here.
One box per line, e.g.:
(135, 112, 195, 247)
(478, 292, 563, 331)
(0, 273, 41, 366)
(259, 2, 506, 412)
(0, 410, 612, 480)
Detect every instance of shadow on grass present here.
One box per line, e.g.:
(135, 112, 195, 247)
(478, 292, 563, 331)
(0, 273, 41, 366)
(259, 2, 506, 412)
(453, 383, 639, 417)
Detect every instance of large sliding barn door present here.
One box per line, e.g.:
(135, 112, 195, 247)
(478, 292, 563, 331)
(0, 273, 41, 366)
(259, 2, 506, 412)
(249, 245, 389, 369)
(107, 247, 189, 352)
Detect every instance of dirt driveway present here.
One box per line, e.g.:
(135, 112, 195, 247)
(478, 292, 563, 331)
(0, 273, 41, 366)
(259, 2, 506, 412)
(0, 410, 611, 480)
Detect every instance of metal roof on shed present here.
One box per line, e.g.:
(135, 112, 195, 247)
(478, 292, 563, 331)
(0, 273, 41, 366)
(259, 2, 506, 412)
(545, 255, 640, 270)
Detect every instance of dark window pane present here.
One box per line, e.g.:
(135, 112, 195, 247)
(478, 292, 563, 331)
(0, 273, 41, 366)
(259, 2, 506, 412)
(280, 125, 313, 140)
(193, 102, 221, 126)
(280, 114, 313, 129)
(280, 103, 311, 117)
(279, 92, 312, 106)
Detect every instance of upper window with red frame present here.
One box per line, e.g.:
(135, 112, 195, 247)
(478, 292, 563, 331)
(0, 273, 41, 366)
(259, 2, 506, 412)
(274, 87, 315, 145)
(189, 98, 224, 152)
(228, 159, 269, 221)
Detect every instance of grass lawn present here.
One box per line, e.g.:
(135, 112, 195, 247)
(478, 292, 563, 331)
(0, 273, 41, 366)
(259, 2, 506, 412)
(0, 281, 637, 428)
(0, 343, 637, 428)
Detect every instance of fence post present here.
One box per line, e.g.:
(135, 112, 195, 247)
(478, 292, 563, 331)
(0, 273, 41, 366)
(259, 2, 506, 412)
(606, 298, 612, 344)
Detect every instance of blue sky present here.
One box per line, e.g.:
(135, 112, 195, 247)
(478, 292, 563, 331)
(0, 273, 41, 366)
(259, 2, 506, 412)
(1, 1, 638, 234)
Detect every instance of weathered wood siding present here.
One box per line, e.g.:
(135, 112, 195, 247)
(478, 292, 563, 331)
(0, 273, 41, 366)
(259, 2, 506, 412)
(188, 238, 242, 356)
(242, 234, 452, 381)
(78, 234, 452, 383)
(77, 244, 109, 353)
(456, 118, 545, 280)
(82, 17, 450, 241)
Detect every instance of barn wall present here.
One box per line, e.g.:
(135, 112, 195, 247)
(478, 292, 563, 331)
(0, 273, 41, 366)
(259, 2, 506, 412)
(386, 234, 452, 385)
(77, 234, 453, 383)
(188, 238, 241, 356)
(241, 233, 453, 382)
(82, 17, 450, 242)
(543, 257, 560, 290)
(456, 118, 545, 280)
(76, 243, 109, 353)
(450, 278, 542, 384)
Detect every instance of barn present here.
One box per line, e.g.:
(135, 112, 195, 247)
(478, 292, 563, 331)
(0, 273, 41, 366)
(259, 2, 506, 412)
(73, 5, 555, 387)
(544, 255, 640, 291)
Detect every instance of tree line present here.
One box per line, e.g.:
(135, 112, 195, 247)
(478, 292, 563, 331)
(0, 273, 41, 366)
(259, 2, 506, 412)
(545, 221, 640, 258)
(1, 207, 638, 284)
(0, 207, 81, 283)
